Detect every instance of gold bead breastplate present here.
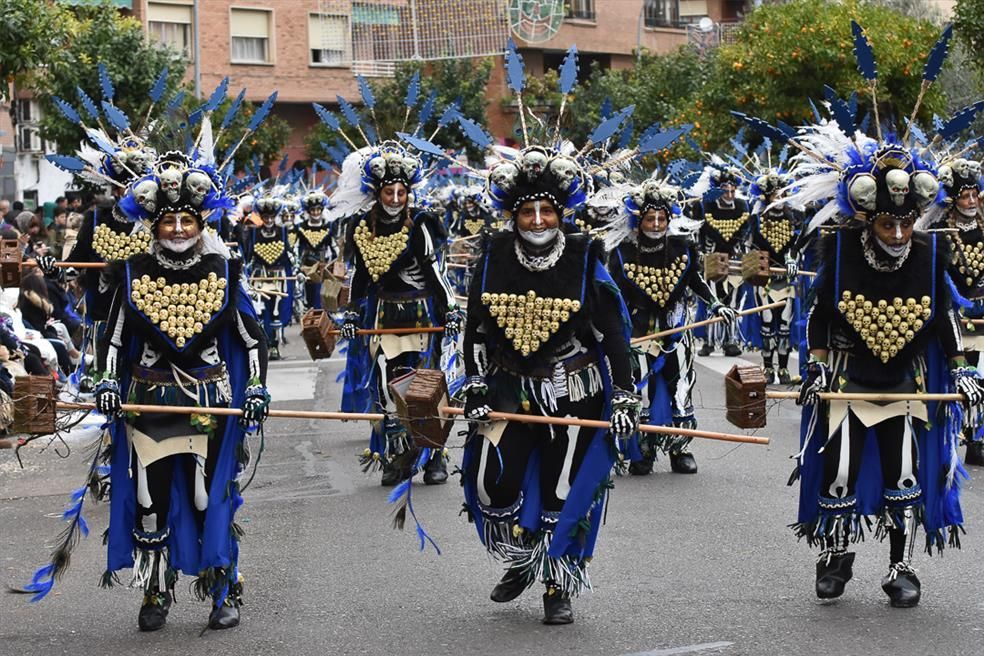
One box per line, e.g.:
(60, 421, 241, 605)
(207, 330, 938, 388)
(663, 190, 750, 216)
(837, 291, 932, 363)
(761, 219, 793, 254)
(707, 213, 748, 242)
(464, 219, 485, 235)
(299, 227, 330, 249)
(130, 272, 228, 349)
(253, 240, 285, 265)
(94, 223, 151, 261)
(624, 254, 688, 308)
(481, 290, 582, 357)
(949, 236, 984, 288)
(354, 223, 410, 282)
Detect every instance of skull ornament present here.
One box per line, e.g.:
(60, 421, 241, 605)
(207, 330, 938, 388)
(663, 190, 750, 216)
(400, 156, 419, 180)
(367, 156, 386, 181)
(910, 171, 939, 206)
(548, 156, 580, 191)
(937, 165, 954, 189)
(848, 173, 878, 211)
(132, 179, 159, 215)
(885, 169, 911, 207)
(158, 166, 184, 204)
(185, 170, 212, 206)
(521, 148, 548, 179)
(489, 162, 519, 191)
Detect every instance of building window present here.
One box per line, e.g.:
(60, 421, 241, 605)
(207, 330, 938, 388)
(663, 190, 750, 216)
(565, 0, 595, 21)
(230, 8, 272, 64)
(678, 0, 709, 25)
(148, 2, 194, 60)
(309, 13, 349, 66)
(644, 0, 680, 28)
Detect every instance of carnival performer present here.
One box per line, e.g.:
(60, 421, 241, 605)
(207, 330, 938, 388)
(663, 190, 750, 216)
(334, 144, 460, 487)
(608, 177, 737, 475)
(296, 189, 337, 311)
(924, 158, 984, 465)
(244, 193, 294, 360)
(693, 166, 751, 357)
(746, 169, 803, 384)
(734, 21, 984, 607)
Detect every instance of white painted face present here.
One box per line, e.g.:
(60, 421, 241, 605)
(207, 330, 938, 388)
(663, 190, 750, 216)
(848, 174, 877, 211)
(885, 169, 911, 207)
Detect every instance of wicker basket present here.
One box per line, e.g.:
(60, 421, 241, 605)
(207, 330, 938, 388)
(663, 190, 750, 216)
(300, 309, 337, 360)
(0, 240, 22, 288)
(12, 376, 56, 435)
(725, 364, 767, 428)
(703, 252, 730, 283)
(388, 368, 452, 448)
(741, 250, 771, 287)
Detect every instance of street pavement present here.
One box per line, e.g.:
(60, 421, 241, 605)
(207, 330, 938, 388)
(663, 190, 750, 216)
(2, 333, 984, 656)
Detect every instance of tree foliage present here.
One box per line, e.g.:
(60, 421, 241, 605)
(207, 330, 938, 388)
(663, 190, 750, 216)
(305, 58, 494, 164)
(679, 0, 948, 150)
(0, 0, 69, 101)
(954, 0, 984, 77)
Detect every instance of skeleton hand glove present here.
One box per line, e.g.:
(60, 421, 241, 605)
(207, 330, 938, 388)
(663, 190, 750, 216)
(240, 384, 271, 428)
(610, 389, 642, 439)
(953, 367, 984, 408)
(95, 378, 122, 417)
(785, 254, 799, 280)
(462, 377, 491, 421)
(798, 359, 830, 406)
(339, 311, 360, 340)
(710, 301, 739, 327)
(444, 306, 464, 338)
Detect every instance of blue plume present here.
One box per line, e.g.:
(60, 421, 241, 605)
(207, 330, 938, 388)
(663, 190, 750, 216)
(938, 101, 984, 141)
(775, 121, 797, 139)
(587, 106, 633, 144)
(357, 75, 376, 109)
(364, 122, 378, 144)
(149, 67, 169, 103)
(437, 100, 460, 128)
(387, 478, 412, 504)
(315, 157, 334, 171)
(98, 62, 115, 100)
(187, 108, 203, 127)
(276, 153, 289, 174)
(52, 97, 82, 126)
(848, 91, 858, 118)
(45, 154, 87, 172)
(681, 171, 702, 188)
(336, 95, 362, 128)
(221, 89, 246, 130)
(600, 97, 612, 119)
(76, 86, 100, 121)
(84, 128, 117, 155)
(418, 89, 438, 125)
(396, 132, 450, 159)
(808, 98, 822, 122)
(247, 91, 277, 132)
(455, 116, 493, 149)
(166, 89, 186, 113)
(313, 102, 341, 131)
(101, 101, 130, 132)
(505, 39, 526, 93)
(334, 137, 351, 155)
(730, 111, 789, 144)
(558, 45, 579, 95)
(25, 564, 55, 602)
(923, 24, 953, 83)
(851, 21, 877, 82)
(907, 120, 927, 145)
(205, 76, 229, 113)
(638, 125, 691, 155)
(404, 70, 421, 108)
(617, 118, 634, 150)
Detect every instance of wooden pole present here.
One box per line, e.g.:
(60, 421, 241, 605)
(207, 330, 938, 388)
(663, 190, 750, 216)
(332, 326, 446, 336)
(23, 261, 107, 269)
(631, 300, 787, 346)
(767, 391, 963, 402)
(728, 261, 816, 277)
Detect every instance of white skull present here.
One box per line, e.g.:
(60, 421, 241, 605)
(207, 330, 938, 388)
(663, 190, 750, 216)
(848, 173, 877, 211)
(952, 158, 973, 180)
(521, 149, 548, 179)
(132, 179, 159, 214)
(368, 156, 386, 180)
(910, 171, 939, 207)
(185, 170, 212, 206)
(401, 156, 419, 180)
(490, 162, 519, 191)
(642, 178, 662, 199)
(885, 169, 911, 207)
(158, 167, 184, 203)
(548, 157, 579, 191)
(937, 165, 953, 189)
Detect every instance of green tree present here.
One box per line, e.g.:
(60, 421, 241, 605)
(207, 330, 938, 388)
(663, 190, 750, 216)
(954, 0, 984, 77)
(305, 58, 494, 164)
(680, 0, 947, 151)
(0, 0, 69, 101)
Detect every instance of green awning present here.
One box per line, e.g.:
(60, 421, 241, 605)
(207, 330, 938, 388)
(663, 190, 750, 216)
(352, 4, 400, 26)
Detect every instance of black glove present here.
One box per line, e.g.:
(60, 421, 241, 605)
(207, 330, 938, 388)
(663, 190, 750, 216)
(240, 384, 271, 428)
(463, 382, 491, 421)
(710, 301, 738, 326)
(339, 311, 360, 340)
(798, 360, 830, 406)
(610, 388, 642, 439)
(785, 254, 799, 280)
(444, 307, 464, 338)
(95, 378, 122, 417)
(953, 367, 984, 408)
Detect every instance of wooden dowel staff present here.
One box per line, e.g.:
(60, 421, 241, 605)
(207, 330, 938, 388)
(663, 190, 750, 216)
(248, 276, 296, 282)
(727, 261, 817, 277)
(331, 326, 446, 336)
(23, 261, 107, 269)
(630, 300, 787, 346)
(767, 391, 963, 402)
(54, 402, 768, 444)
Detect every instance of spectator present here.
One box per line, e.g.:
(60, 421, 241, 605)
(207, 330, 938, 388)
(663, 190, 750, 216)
(0, 200, 9, 218)
(55, 196, 67, 213)
(5, 200, 24, 225)
(16, 272, 75, 375)
(62, 211, 83, 259)
(67, 194, 83, 212)
(50, 207, 68, 254)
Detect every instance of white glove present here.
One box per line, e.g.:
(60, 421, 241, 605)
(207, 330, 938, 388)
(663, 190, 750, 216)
(953, 367, 984, 407)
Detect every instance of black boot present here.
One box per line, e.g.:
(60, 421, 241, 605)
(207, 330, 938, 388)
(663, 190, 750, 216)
(422, 453, 448, 485)
(208, 602, 241, 630)
(542, 586, 574, 625)
(380, 460, 407, 486)
(669, 451, 698, 474)
(966, 441, 984, 467)
(881, 564, 921, 608)
(723, 342, 742, 357)
(697, 343, 713, 357)
(815, 551, 855, 599)
(762, 367, 775, 385)
(777, 368, 797, 385)
(490, 568, 528, 603)
(628, 455, 654, 476)
(138, 590, 172, 632)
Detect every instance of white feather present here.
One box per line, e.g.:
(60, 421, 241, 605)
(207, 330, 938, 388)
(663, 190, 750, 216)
(326, 147, 376, 221)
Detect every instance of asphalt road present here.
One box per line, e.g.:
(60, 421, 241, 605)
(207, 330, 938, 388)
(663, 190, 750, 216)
(2, 334, 984, 656)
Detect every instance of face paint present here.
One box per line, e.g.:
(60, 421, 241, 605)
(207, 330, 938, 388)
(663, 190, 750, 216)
(382, 202, 405, 218)
(518, 226, 559, 247)
(161, 233, 201, 253)
(642, 229, 667, 240)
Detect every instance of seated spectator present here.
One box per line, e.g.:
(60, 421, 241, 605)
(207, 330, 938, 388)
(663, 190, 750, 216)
(16, 272, 76, 376)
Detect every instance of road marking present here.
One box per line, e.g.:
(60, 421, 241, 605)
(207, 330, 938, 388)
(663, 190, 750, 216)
(624, 641, 734, 656)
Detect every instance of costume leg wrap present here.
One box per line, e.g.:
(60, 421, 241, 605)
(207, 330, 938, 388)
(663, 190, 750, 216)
(501, 513, 591, 598)
(476, 496, 527, 560)
(130, 527, 173, 594)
